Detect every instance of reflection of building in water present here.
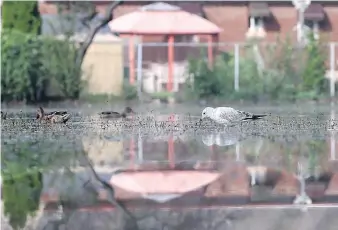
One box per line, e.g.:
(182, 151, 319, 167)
(35, 160, 338, 229)
(82, 136, 124, 166)
(137, 138, 211, 163)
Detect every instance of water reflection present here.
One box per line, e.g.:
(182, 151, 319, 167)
(293, 162, 312, 206)
(2, 108, 338, 229)
(201, 129, 245, 147)
(330, 101, 336, 161)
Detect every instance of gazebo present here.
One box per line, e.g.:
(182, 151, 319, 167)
(108, 2, 222, 92)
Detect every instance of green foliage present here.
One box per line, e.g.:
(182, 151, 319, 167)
(301, 34, 328, 94)
(1, 140, 85, 229)
(42, 38, 83, 99)
(1, 143, 43, 230)
(151, 91, 174, 100)
(186, 55, 234, 100)
(1, 30, 48, 102)
(307, 140, 327, 175)
(80, 93, 120, 103)
(2, 1, 41, 35)
(1, 30, 85, 102)
(186, 36, 329, 102)
(2, 169, 42, 230)
(123, 82, 138, 100)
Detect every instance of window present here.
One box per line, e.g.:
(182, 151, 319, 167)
(246, 17, 266, 39)
(174, 35, 199, 43)
(304, 20, 320, 40)
(249, 17, 264, 30)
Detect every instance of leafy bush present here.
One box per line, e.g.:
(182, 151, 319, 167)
(186, 55, 234, 100)
(42, 37, 83, 99)
(186, 35, 329, 102)
(301, 34, 328, 94)
(1, 30, 48, 102)
(2, 1, 41, 35)
(1, 30, 85, 102)
(123, 82, 138, 100)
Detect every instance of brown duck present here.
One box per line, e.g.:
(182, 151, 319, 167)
(99, 107, 135, 119)
(1, 111, 7, 120)
(36, 107, 71, 124)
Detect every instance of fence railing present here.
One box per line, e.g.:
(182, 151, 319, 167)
(123, 41, 338, 99)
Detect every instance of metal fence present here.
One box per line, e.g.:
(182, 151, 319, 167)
(124, 41, 338, 98)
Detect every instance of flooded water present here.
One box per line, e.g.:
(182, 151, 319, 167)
(1, 103, 338, 230)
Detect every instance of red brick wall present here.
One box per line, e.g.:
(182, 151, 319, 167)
(38, 1, 338, 43)
(204, 3, 248, 43)
(325, 5, 338, 41)
(266, 4, 298, 42)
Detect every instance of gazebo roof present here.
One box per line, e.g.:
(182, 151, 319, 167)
(108, 2, 222, 35)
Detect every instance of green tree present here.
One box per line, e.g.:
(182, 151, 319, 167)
(301, 34, 327, 94)
(2, 1, 41, 35)
(1, 30, 47, 102)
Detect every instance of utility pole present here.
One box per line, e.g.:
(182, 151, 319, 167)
(292, 0, 311, 44)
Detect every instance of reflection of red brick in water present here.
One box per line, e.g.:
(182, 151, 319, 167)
(305, 183, 327, 198)
(329, 160, 338, 173)
(204, 165, 249, 197)
(325, 173, 338, 195)
(272, 171, 299, 196)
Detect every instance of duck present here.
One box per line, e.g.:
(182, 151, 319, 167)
(36, 107, 71, 124)
(1, 111, 7, 120)
(98, 106, 136, 119)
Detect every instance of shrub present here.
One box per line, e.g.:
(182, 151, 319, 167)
(42, 37, 83, 99)
(186, 36, 329, 102)
(186, 55, 234, 100)
(1, 30, 85, 102)
(301, 34, 328, 95)
(2, 1, 41, 35)
(1, 30, 47, 102)
(123, 82, 138, 100)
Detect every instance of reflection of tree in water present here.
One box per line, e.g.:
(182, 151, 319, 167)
(1, 142, 44, 230)
(1, 110, 335, 229)
(1, 139, 83, 230)
(2, 171, 42, 229)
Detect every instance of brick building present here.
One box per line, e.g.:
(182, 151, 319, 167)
(38, 0, 338, 93)
(39, 0, 338, 43)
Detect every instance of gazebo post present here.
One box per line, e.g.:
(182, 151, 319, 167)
(167, 35, 174, 92)
(129, 35, 135, 85)
(168, 135, 175, 168)
(207, 34, 214, 69)
(129, 137, 135, 169)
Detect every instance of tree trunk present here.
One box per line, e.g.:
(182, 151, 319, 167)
(75, 0, 123, 67)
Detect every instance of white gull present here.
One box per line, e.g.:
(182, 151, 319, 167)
(200, 106, 267, 125)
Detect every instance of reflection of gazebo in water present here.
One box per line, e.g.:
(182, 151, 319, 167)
(109, 2, 222, 91)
